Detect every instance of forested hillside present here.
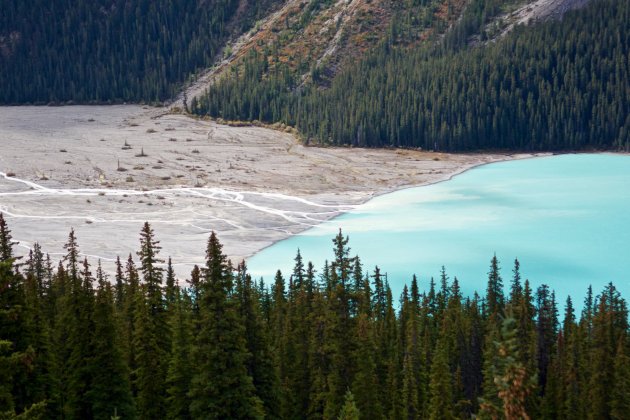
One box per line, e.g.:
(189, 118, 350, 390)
(0, 0, 281, 104)
(2, 213, 629, 419)
(195, 0, 629, 151)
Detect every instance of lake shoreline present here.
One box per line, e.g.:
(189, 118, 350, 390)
(243, 151, 551, 262)
(0, 105, 547, 274)
(2, 105, 617, 277)
(248, 153, 630, 313)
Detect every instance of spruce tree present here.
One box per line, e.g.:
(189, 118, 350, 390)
(165, 257, 177, 311)
(133, 287, 166, 420)
(188, 232, 263, 418)
(352, 314, 383, 419)
(588, 283, 628, 419)
(21, 268, 55, 417)
(0, 213, 16, 262)
(338, 390, 360, 420)
(187, 264, 202, 320)
(165, 288, 193, 420)
(236, 264, 280, 417)
(114, 256, 125, 311)
(292, 249, 305, 290)
(536, 284, 557, 396)
(307, 283, 330, 418)
(0, 258, 37, 417)
(401, 350, 420, 420)
(428, 337, 455, 420)
(122, 254, 139, 396)
(485, 316, 535, 419)
(88, 263, 135, 420)
(611, 337, 630, 419)
(485, 255, 504, 321)
(53, 232, 94, 420)
(133, 223, 169, 420)
(480, 319, 501, 418)
(325, 263, 356, 418)
(64, 257, 96, 420)
(509, 259, 522, 306)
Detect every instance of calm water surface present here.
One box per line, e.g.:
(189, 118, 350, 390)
(248, 154, 630, 310)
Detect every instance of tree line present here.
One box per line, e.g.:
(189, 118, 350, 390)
(0, 0, 281, 104)
(194, 0, 629, 151)
(1, 212, 629, 419)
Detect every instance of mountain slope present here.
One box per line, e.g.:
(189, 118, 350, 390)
(0, 0, 282, 104)
(1, 0, 597, 107)
(193, 0, 629, 151)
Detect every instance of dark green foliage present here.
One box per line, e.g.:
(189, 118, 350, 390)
(62, 252, 96, 419)
(235, 263, 280, 417)
(0, 260, 23, 415)
(132, 288, 166, 420)
(479, 316, 536, 419)
(611, 337, 630, 419)
(486, 255, 504, 320)
(428, 337, 455, 419)
(88, 263, 135, 420)
(588, 283, 628, 418)
(0, 0, 282, 104)
(352, 313, 383, 419)
(1, 216, 629, 419)
(188, 232, 263, 419)
(536, 284, 558, 396)
(338, 390, 360, 420)
(133, 223, 169, 419)
(165, 289, 193, 420)
(197, 0, 629, 152)
(0, 214, 16, 262)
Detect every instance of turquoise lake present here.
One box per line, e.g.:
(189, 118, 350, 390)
(247, 154, 630, 310)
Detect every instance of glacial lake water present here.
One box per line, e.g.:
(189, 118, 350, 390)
(247, 154, 630, 310)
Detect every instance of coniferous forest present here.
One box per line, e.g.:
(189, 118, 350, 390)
(194, 0, 629, 151)
(0, 0, 281, 104)
(2, 212, 629, 419)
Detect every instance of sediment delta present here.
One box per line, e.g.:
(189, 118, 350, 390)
(0, 105, 534, 276)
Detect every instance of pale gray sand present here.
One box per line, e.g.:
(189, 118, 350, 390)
(0, 105, 533, 277)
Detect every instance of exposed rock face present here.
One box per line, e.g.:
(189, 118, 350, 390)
(493, 0, 592, 40)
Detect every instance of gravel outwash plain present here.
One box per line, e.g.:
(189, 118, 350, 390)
(0, 105, 533, 276)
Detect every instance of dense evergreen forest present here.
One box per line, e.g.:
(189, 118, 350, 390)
(195, 0, 630, 151)
(0, 0, 281, 104)
(1, 212, 629, 419)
